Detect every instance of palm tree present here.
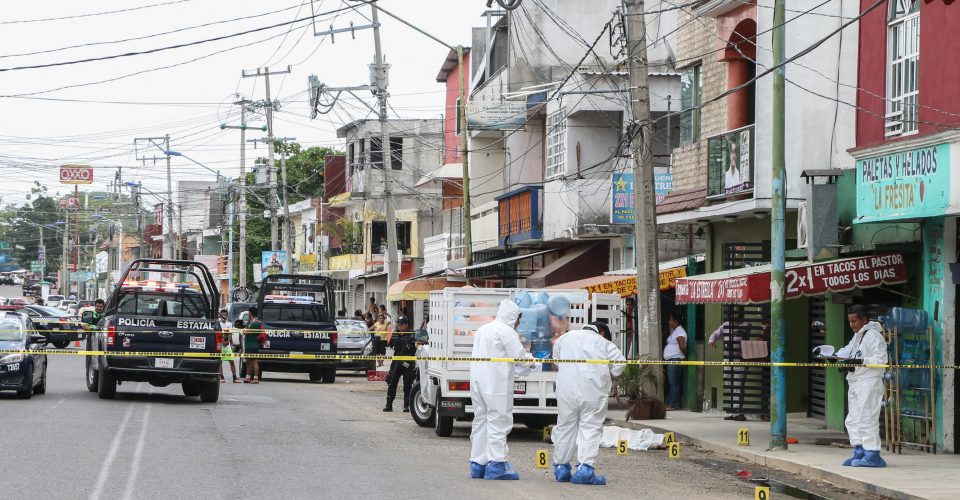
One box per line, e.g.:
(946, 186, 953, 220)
(321, 217, 363, 255)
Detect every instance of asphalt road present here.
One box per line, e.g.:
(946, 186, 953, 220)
(0, 352, 777, 500)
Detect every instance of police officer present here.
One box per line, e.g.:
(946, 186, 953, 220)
(383, 315, 416, 412)
(84, 299, 105, 327)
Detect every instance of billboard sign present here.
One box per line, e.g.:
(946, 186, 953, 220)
(60, 165, 94, 185)
(707, 126, 753, 197)
(855, 143, 951, 223)
(261, 251, 287, 277)
(611, 173, 634, 224)
(466, 101, 527, 130)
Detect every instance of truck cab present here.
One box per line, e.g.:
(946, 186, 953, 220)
(85, 259, 223, 402)
(245, 274, 338, 383)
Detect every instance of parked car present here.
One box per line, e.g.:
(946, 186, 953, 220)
(21, 305, 84, 349)
(66, 300, 93, 317)
(336, 318, 376, 372)
(46, 295, 65, 308)
(58, 299, 77, 312)
(0, 310, 47, 398)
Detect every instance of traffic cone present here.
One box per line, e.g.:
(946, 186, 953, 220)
(74, 340, 81, 348)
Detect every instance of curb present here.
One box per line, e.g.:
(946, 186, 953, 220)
(610, 419, 923, 500)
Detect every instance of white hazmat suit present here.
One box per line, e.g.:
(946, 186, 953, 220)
(837, 320, 887, 452)
(552, 326, 626, 467)
(469, 299, 529, 466)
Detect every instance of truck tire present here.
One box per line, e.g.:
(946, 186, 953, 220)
(182, 381, 201, 397)
(85, 357, 99, 393)
(98, 368, 117, 399)
(34, 365, 46, 395)
(321, 367, 336, 384)
(410, 381, 435, 428)
(52, 339, 70, 349)
(309, 370, 323, 382)
(434, 391, 454, 437)
(199, 380, 219, 403)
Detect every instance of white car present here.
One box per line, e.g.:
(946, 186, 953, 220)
(46, 295, 65, 308)
(58, 300, 77, 312)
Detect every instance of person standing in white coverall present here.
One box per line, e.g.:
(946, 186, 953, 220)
(468, 299, 531, 480)
(837, 305, 888, 467)
(552, 322, 626, 485)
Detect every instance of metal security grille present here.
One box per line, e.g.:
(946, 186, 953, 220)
(722, 242, 770, 416)
(808, 297, 827, 419)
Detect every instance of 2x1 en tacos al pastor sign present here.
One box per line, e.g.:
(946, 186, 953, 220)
(675, 254, 907, 304)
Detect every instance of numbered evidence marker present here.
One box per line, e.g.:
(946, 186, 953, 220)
(617, 439, 628, 455)
(663, 431, 676, 444)
(755, 486, 771, 500)
(536, 449, 549, 468)
(738, 427, 750, 446)
(543, 425, 553, 442)
(668, 442, 680, 460)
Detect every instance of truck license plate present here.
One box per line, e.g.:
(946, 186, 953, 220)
(513, 381, 526, 394)
(155, 358, 174, 368)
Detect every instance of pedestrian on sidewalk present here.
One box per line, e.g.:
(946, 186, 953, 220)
(367, 297, 378, 319)
(836, 305, 888, 468)
(552, 321, 625, 485)
(468, 299, 531, 481)
(663, 309, 688, 410)
(243, 307, 265, 384)
(383, 315, 416, 412)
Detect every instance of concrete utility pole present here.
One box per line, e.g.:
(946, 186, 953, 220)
(623, 0, 663, 374)
(242, 66, 292, 252)
(165, 134, 174, 259)
(769, 0, 788, 450)
(371, 4, 400, 288)
(275, 137, 297, 273)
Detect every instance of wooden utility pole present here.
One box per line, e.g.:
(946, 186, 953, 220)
(371, 4, 400, 288)
(623, 0, 663, 382)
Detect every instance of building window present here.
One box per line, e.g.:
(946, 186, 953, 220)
(390, 137, 403, 170)
(358, 139, 365, 171)
(545, 109, 567, 179)
(455, 97, 462, 135)
(679, 64, 702, 143)
(347, 143, 355, 174)
(887, 0, 920, 137)
(370, 137, 383, 169)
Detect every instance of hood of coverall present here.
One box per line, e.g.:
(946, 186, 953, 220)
(495, 299, 520, 326)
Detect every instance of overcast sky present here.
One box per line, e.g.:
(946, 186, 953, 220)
(0, 0, 479, 207)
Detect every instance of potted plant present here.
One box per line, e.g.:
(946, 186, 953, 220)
(614, 360, 665, 420)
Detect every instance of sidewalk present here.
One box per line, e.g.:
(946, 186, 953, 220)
(611, 410, 959, 500)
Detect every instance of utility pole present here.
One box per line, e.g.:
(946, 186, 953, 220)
(371, 4, 399, 288)
(769, 0, 788, 450)
(221, 98, 266, 289)
(623, 0, 662, 374)
(242, 66, 291, 253)
(276, 137, 297, 272)
(165, 134, 174, 259)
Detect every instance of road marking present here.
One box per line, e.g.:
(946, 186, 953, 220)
(122, 404, 151, 500)
(89, 404, 135, 500)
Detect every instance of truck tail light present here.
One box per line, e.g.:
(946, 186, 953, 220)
(331, 331, 337, 345)
(106, 325, 116, 347)
(448, 381, 470, 392)
(215, 329, 222, 352)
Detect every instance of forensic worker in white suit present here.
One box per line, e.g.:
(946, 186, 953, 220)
(836, 305, 888, 468)
(468, 299, 531, 480)
(552, 321, 626, 485)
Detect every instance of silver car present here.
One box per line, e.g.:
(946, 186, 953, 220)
(335, 319, 376, 372)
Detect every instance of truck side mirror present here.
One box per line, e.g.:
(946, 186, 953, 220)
(81, 311, 95, 324)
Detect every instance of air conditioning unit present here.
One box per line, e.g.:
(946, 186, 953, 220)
(797, 201, 808, 249)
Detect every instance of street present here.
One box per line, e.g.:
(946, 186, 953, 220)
(2, 353, 768, 500)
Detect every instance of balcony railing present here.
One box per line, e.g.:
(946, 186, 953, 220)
(496, 185, 543, 246)
(707, 124, 754, 198)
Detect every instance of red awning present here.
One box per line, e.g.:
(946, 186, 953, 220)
(674, 254, 908, 304)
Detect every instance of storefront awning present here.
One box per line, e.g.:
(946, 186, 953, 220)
(674, 254, 908, 304)
(386, 277, 465, 301)
(547, 261, 692, 297)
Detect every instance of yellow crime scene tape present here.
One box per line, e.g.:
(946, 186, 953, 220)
(0, 348, 952, 369)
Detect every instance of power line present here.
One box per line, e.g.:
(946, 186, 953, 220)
(0, 0, 191, 25)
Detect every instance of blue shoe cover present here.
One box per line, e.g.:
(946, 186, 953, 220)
(842, 445, 864, 466)
(570, 464, 607, 485)
(554, 463, 572, 482)
(483, 461, 520, 480)
(850, 450, 887, 468)
(469, 461, 486, 479)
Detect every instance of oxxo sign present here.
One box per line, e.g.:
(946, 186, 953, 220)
(856, 143, 950, 223)
(60, 165, 94, 184)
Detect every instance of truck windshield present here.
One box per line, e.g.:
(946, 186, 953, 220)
(261, 303, 328, 323)
(117, 292, 208, 319)
(0, 321, 23, 341)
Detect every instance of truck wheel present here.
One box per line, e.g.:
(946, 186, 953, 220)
(199, 380, 220, 403)
(434, 392, 454, 437)
(321, 367, 336, 384)
(98, 368, 117, 399)
(85, 357, 99, 393)
(309, 370, 323, 382)
(52, 339, 70, 349)
(34, 365, 47, 395)
(17, 383, 33, 399)
(182, 381, 201, 397)
(410, 381, 435, 428)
